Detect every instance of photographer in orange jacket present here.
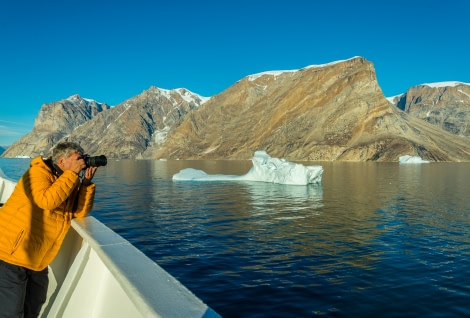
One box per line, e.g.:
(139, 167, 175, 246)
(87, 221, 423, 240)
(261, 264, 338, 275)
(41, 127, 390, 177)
(0, 142, 99, 318)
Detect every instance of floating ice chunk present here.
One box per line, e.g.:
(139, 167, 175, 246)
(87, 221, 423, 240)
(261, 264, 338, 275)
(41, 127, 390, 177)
(173, 168, 240, 181)
(173, 151, 323, 185)
(399, 155, 430, 164)
(240, 151, 323, 185)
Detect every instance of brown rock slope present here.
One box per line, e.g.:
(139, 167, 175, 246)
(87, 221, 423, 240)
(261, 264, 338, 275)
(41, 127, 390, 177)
(60, 87, 207, 159)
(391, 82, 470, 138)
(1, 87, 206, 159)
(2, 95, 109, 158)
(154, 57, 470, 161)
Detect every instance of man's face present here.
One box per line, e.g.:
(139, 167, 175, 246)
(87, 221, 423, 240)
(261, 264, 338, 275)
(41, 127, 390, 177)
(58, 151, 84, 171)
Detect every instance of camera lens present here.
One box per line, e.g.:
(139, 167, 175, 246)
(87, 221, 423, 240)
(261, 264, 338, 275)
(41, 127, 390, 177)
(85, 155, 107, 167)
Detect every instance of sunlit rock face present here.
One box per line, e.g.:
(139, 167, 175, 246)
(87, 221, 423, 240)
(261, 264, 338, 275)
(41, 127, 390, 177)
(154, 57, 470, 161)
(2, 88, 207, 159)
(56, 87, 208, 159)
(389, 82, 470, 138)
(2, 95, 110, 158)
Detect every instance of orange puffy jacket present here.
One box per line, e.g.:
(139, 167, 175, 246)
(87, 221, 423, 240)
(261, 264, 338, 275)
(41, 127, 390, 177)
(0, 156, 96, 271)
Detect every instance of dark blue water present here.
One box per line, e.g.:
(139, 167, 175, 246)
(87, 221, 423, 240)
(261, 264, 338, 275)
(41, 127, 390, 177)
(2, 158, 470, 317)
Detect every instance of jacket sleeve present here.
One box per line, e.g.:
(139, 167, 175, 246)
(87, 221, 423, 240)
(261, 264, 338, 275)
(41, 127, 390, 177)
(73, 182, 96, 218)
(25, 167, 81, 210)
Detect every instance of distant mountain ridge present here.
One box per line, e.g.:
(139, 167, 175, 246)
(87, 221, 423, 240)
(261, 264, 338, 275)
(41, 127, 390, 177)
(2, 57, 470, 161)
(388, 82, 470, 138)
(1, 87, 208, 158)
(1, 95, 110, 158)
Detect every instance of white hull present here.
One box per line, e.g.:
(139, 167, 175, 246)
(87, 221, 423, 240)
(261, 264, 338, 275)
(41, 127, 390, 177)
(0, 172, 220, 318)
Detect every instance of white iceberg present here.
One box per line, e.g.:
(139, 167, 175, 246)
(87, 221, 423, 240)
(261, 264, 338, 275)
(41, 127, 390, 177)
(399, 155, 430, 164)
(173, 151, 323, 185)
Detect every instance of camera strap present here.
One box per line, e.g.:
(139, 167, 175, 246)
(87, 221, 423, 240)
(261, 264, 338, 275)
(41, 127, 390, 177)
(44, 157, 64, 177)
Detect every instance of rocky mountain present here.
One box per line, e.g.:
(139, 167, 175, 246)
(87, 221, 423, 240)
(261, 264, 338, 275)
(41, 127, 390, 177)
(3, 57, 470, 162)
(388, 82, 470, 138)
(1, 87, 208, 159)
(1, 95, 110, 158)
(152, 57, 470, 161)
(59, 87, 208, 158)
(0, 146, 5, 155)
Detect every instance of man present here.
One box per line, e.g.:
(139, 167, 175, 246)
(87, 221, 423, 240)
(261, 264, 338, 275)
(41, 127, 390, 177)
(0, 142, 98, 317)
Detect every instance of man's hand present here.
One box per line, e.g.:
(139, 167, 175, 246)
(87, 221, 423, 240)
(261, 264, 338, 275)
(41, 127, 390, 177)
(82, 166, 97, 185)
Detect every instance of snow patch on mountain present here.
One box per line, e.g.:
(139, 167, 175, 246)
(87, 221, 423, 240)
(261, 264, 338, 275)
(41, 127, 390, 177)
(157, 87, 209, 107)
(247, 56, 362, 82)
(422, 81, 470, 88)
(66, 94, 106, 106)
(386, 82, 470, 100)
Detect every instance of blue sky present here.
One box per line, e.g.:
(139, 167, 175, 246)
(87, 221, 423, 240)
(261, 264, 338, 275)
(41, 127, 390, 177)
(1, 0, 469, 146)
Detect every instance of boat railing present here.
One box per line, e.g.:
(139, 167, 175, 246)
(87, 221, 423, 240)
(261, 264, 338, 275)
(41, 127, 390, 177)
(42, 216, 220, 318)
(0, 170, 16, 204)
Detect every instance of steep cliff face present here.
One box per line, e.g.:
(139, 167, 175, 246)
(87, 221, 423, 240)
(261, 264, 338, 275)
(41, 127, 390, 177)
(153, 57, 470, 161)
(1, 95, 110, 158)
(389, 82, 470, 138)
(59, 87, 207, 158)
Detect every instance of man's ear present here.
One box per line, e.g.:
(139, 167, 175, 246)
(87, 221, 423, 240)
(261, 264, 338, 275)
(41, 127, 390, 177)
(57, 156, 65, 168)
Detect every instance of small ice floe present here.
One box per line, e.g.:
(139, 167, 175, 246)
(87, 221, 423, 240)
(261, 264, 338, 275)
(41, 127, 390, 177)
(173, 150, 323, 185)
(399, 155, 430, 164)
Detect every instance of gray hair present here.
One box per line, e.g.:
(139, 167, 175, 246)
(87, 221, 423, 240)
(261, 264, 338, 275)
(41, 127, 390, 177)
(52, 142, 84, 164)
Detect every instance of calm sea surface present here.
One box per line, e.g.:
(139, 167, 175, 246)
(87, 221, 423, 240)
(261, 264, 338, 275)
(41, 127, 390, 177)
(1, 158, 470, 317)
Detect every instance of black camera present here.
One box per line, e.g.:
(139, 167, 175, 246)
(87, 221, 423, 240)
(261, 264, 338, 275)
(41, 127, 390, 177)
(83, 154, 107, 168)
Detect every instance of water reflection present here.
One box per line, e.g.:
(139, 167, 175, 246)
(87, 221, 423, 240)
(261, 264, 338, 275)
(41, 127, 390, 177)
(244, 182, 323, 210)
